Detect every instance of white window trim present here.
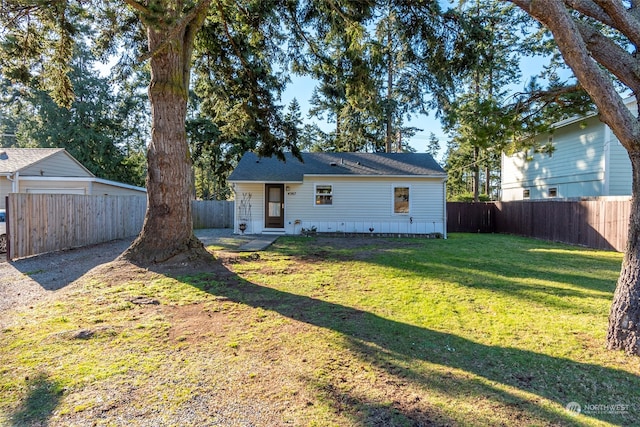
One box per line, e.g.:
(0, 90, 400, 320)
(314, 183, 334, 207)
(392, 184, 411, 215)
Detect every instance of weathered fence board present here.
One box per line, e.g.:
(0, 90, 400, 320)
(5, 195, 234, 259)
(448, 198, 631, 252)
(7, 194, 147, 260)
(192, 200, 234, 229)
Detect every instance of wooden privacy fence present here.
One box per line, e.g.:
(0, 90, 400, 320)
(6, 195, 234, 260)
(7, 194, 147, 260)
(447, 198, 631, 252)
(192, 200, 233, 229)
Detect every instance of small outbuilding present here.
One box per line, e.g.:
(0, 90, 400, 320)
(228, 152, 447, 236)
(0, 148, 146, 209)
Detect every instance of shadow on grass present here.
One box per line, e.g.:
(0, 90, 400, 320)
(177, 268, 639, 426)
(274, 234, 621, 312)
(9, 372, 63, 426)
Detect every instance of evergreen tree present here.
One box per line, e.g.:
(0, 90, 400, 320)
(0, 43, 147, 186)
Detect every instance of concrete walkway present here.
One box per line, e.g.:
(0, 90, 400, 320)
(237, 235, 280, 252)
(193, 229, 280, 252)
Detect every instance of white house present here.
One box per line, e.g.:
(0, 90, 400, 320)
(501, 96, 636, 200)
(228, 152, 447, 236)
(0, 148, 146, 209)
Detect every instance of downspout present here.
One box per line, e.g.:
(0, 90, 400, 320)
(6, 171, 19, 193)
(443, 178, 448, 239)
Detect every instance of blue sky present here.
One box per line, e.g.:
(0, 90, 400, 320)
(279, 54, 556, 161)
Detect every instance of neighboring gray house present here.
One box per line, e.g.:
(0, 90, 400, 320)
(228, 152, 447, 236)
(0, 148, 146, 209)
(501, 96, 636, 200)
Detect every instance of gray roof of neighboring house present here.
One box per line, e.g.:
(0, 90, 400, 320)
(228, 152, 446, 182)
(0, 148, 93, 176)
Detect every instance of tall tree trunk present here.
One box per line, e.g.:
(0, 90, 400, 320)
(607, 151, 640, 354)
(385, 30, 393, 153)
(473, 146, 480, 202)
(120, 14, 209, 264)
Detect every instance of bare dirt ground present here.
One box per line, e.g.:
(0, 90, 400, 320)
(0, 229, 245, 321)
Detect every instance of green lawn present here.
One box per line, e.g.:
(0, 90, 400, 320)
(1, 233, 638, 426)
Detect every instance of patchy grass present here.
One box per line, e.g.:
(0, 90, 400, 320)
(1, 233, 638, 426)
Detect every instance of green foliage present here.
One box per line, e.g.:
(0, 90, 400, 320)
(442, 0, 592, 201)
(0, 43, 147, 186)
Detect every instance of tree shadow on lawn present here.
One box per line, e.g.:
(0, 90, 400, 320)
(178, 270, 640, 426)
(9, 372, 63, 426)
(279, 235, 621, 312)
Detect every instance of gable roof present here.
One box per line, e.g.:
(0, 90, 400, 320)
(0, 148, 94, 176)
(228, 152, 446, 182)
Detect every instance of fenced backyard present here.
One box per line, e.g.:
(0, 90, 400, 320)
(4, 195, 631, 260)
(447, 198, 631, 252)
(5, 194, 233, 260)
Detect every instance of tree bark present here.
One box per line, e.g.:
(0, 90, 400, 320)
(510, 0, 640, 355)
(607, 150, 640, 354)
(120, 7, 210, 264)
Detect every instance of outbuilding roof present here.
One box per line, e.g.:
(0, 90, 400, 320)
(228, 152, 446, 182)
(0, 148, 94, 176)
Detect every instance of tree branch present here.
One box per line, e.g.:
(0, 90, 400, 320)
(564, 0, 615, 26)
(593, 0, 640, 47)
(510, 0, 640, 149)
(576, 20, 640, 94)
(138, 0, 211, 62)
(123, 0, 151, 16)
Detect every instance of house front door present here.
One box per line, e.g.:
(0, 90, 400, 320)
(265, 184, 284, 228)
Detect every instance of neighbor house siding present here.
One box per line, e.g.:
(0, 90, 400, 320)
(502, 116, 606, 200)
(91, 182, 147, 196)
(608, 136, 632, 196)
(19, 152, 92, 177)
(19, 180, 90, 194)
(0, 178, 12, 208)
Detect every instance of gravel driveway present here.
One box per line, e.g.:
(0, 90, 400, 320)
(0, 229, 239, 318)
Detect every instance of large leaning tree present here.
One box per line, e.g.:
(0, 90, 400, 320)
(509, 0, 640, 355)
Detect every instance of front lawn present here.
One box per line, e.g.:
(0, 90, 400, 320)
(1, 233, 637, 426)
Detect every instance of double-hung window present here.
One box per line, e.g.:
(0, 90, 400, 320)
(315, 184, 333, 205)
(393, 186, 410, 214)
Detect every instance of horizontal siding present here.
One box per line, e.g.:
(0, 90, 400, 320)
(235, 177, 446, 235)
(502, 116, 606, 200)
(19, 180, 89, 194)
(233, 183, 264, 234)
(0, 178, 12, 209)
(91, 182, 146, 196)
(20, 151, 92, 177)
(608, 139, 632, 195)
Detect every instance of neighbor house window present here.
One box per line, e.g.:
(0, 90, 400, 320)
(315, 184, 333, 205)
(549, 187, 558, 197)
(523, 189, 530, 199)
(394, 186, 410, 214)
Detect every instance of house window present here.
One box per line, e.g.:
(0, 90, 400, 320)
(394, 186, 410, 214)
(315, 184, 333, 205)
(549, 187, 558, 197)
(523, 189, 530, 199)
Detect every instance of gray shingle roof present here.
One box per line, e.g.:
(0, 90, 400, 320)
(0, 148, 67, 174)
(228, 152, 446, 182)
